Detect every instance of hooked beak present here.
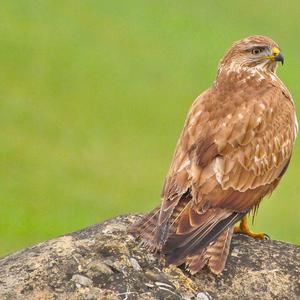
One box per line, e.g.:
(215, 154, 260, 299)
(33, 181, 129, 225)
(274, 53, 284, 65)
(270, 47, 284, 65)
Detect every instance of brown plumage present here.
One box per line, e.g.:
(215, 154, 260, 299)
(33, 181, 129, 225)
(131, 35, 298, 274)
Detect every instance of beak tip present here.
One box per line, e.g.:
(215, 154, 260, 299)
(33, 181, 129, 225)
(274, 53, 284, 65)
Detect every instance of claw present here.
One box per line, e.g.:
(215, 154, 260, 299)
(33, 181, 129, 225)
(234, 216, 269, 240)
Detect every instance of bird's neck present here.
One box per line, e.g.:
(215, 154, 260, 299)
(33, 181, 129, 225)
(215, 64, 278, 89)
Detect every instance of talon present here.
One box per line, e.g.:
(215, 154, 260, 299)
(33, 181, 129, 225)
(234, 216, 269, 240)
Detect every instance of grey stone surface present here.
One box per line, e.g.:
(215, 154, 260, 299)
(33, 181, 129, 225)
(0, 214, 299, 299)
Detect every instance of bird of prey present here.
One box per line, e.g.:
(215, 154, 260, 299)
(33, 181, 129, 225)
(131, 35, 298, 274)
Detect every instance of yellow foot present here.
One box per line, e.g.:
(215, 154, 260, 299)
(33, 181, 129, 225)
(234, 216, 269, 240)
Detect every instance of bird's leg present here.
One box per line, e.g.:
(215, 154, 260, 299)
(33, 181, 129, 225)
(234, 216, 268, 240)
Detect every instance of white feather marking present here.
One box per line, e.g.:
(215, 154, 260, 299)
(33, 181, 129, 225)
(190, 111, 202, 124)
(258, 72, 265, 81)
(177, 160, 190, 172)
(269, 73, 277, 82)
(294, 112, 298, 137)
(213, 157, 223, 184)
(259, 103, 266, 110)
(281, 140, 288, 148)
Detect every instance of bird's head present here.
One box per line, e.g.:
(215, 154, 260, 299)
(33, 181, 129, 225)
(219, 35, 284, 73)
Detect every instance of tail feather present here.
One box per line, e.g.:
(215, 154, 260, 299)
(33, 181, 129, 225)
(129, 207, 161, 251)
(131, 192, 243, 275)
(130, 192, 192, 251)
(165, 211, 244, 265)
(185, 249, 208, 274)
(185, 226, 234, 274)
(207, 226, 234, 274)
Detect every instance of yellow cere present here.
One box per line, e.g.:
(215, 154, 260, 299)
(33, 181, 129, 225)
(272, 47, 280, 56)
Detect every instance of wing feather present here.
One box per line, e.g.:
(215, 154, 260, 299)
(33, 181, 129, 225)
(134, 70, 297, 273)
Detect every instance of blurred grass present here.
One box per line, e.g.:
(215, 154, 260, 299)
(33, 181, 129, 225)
(0, 0, 299, 256)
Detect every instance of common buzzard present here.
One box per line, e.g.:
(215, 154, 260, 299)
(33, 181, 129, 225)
(132, 35, 298, 274)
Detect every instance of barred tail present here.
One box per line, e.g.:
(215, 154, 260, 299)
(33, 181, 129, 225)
(129, 207, 161, 251)
(185, 226, 234, 274)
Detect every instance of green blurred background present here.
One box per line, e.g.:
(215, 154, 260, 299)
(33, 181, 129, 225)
(0, 1, 299, 257)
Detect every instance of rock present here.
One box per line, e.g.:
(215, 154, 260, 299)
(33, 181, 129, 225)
(71, 274, 93, 287)
(0, 214, 299, 299)
(196, 292, 211, 300)
(130, 258, 142, 272)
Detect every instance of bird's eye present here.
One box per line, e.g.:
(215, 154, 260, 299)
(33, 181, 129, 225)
(252, 48, 263, 55)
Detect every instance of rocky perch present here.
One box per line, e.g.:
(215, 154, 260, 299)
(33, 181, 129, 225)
(0, 215, 299, 300)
